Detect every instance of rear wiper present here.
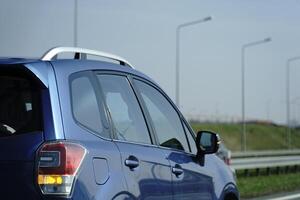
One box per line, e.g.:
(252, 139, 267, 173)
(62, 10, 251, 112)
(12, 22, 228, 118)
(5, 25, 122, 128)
(0, 123, 15, 135)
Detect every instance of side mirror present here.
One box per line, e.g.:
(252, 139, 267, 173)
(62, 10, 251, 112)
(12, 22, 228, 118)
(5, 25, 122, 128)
(196, 131, 220, 155)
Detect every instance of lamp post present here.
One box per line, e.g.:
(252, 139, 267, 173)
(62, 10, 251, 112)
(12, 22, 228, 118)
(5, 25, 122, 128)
(286, 57, 300, 149)
(74, 0, 78, 47)
(175, 16, 212, 107)
(290, 97, 300, 130)
(241, 37, 271, 151)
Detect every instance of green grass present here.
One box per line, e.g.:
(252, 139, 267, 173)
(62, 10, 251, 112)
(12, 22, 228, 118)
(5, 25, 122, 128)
(191, 122, 300, 198)
(237, 173, 300, 198)
(190, 122, 300, 151)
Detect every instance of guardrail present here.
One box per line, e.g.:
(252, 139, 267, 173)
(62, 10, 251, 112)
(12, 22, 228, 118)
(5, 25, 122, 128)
(230, 150, 300, 175)
(232, 150, 300, 158)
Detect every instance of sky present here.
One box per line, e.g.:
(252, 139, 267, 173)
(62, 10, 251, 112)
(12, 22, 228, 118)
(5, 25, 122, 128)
(0, 0, 300, 124)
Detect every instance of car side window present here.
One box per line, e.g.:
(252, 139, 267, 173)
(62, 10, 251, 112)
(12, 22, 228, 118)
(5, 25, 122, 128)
(184, 122, 197, 155)
(97, 74, 151, 144)
(71, 75, 106, 137)
(134, 79, 189, 152)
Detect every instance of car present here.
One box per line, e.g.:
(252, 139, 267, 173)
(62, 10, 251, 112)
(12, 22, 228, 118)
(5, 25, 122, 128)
(216, 141, 237, 179)
(217, 142, 232, 166)
(0, 47, 239, 200)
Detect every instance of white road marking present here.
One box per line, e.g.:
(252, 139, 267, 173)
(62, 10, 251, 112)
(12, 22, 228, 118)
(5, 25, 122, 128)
(268, 193, 300, 200)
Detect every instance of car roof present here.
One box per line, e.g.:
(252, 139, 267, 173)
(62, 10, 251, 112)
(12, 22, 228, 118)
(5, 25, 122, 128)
(0, 57, 157, 88)
(0, 57, 39, 65)
(0, 47, 159, 89)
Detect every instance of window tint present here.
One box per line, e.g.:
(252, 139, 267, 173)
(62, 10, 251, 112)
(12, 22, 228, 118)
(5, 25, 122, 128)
(134, 80, 189, 151)
(98, 75, 151, 144)
(184, 123, 197, 154)
(71, 76, 105, 136)
(0, 73, 42, 137)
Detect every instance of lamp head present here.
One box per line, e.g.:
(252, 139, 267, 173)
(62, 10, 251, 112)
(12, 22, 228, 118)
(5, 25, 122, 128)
(203, 16, 213, 21)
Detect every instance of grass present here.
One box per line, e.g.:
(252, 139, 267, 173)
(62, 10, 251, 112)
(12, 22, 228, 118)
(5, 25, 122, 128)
(237, 173, 300, 199)
(191, 122, 300, 198)
(190, 122, 300, 151)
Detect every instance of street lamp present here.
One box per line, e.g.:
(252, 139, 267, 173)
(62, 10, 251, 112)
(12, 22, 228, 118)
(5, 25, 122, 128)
(175, 16, 212, 107)
(286, 57, 300, 149)
(74, 0, 78, 47)
(241, 37, 271, 151)
(290, 97, 300, 129)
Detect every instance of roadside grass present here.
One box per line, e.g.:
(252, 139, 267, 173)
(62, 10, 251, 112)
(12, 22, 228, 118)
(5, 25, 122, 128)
(191, 122, 300, 198)
(237, 172, 300, 199)
(190, 122, 300, 151)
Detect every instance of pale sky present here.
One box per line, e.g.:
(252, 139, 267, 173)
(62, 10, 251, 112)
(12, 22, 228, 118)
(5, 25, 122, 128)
(1, 0, 300, 124)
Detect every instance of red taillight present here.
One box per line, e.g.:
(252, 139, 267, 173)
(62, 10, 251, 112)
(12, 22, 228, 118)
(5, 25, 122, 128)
(225, 158, 231, 165)
(37, 141, 86, 196)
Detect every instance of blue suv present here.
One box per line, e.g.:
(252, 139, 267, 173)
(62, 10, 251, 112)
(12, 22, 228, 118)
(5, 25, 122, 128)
(0, 47, 239, 200)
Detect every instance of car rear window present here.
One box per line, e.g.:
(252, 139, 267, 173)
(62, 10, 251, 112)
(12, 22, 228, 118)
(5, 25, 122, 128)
(0, 68, 42, 137)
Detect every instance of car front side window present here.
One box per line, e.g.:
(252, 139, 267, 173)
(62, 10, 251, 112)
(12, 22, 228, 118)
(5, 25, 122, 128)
(134, 79, 189, 152)
(184, 122, 197, 155)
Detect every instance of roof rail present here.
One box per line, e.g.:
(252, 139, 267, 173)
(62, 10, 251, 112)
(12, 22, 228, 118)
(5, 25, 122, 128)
(41, 47, 134, 68)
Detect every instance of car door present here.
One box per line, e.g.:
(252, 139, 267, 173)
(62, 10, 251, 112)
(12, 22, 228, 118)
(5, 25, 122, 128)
(133, 78, 216, 200)
(97, 73, 173, 200)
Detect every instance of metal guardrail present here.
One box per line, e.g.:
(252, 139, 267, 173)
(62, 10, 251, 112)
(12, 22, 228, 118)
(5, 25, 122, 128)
(232, 150, 300, 158)
(231, 150, 300, 172)
(232, 156, 300, 170)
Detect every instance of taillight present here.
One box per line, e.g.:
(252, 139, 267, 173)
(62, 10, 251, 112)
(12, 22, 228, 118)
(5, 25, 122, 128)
(37, 141, 86, 196)
(225, 158, 231, 165)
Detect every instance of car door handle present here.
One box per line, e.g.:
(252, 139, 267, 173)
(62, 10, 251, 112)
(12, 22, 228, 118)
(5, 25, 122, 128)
(172, 164, 183, 176)
(125, 155, 139, 169)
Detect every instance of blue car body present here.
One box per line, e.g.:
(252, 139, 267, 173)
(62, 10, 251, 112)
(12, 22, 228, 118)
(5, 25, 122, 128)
(0, 48, 239, 200)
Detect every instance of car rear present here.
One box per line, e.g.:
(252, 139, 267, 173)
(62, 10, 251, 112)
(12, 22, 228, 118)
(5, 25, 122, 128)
(0, 61, 89, 199)
(0, 63, 46, 199)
